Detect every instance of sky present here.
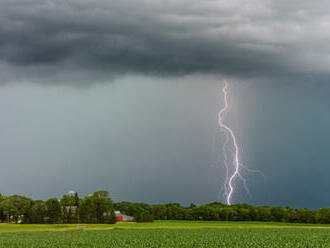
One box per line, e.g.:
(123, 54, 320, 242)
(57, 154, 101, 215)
(1, 0, 330, 209)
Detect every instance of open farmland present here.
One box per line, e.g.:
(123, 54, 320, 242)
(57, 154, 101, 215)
(1, 221, 330, 248)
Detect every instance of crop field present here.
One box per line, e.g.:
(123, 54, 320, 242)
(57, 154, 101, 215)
(1, 221, 330, 247)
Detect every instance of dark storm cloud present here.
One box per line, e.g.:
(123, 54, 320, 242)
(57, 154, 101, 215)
(1, 0, 330, 84)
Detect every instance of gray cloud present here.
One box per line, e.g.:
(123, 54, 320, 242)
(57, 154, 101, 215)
(1, 0, 330, 84)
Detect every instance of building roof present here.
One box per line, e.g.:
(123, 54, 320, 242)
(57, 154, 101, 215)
(114, 210, 133, 218)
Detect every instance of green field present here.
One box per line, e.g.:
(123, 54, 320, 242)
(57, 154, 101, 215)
(1, 221, 330, 247)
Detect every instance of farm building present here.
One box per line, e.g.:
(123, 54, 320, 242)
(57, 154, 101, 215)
(115, 211, 134, 222)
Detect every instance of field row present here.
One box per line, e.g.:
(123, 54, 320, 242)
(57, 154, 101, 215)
(1, 228, 330, 248)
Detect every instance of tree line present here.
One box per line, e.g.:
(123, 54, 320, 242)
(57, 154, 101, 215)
(1, 191, 330, 224)
(115, 202, 330, 224)
(0, 191, 116, 224)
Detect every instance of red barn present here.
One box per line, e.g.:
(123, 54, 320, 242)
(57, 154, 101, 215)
(115, 211, 134, 222)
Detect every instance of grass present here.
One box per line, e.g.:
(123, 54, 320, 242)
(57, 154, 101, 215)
(1, 221, 330, 247)
(1, 220, 330, 233)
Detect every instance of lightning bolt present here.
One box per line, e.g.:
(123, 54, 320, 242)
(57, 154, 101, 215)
(218, 80, 244, 205)
(217, 81, 265, 205)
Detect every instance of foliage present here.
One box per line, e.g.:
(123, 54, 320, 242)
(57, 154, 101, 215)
(77, 191, 116, 224)
(0, 195, 32, 223)
(116, 201, 330, 224)
(60, 195, 76, 207)
(2, 190, 330, 224)
(26, 201, 47, 224)
(45, 198, 62, 224)
(0, 191, 116, 224)
(115, 202, 153, 222)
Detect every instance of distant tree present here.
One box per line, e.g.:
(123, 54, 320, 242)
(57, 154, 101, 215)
(233, 204, 254, 221)
(318, 208, 330, 223)
(60, 194, 78, 224)
(93, 191, 109, 199)
(152, 205, 167, 220)
(0, 195, 32, 223)
(79, 195, 96, 223)
(115, 202, 152, 222)
(283, 206, 296, 223)
(205, 202, 226, 208)
(182, 208, 194, 220)
(74, 192, 80, 207)
(295, 208, 316, 223)
(0, 194, 6, 222)
(45, 198, 61, 224)
(74, 192, 80, 223)
(136, 211, 154, 222)
(189, 203, 196, 208)
(29, 201, 47, 224)
(271, 206, 285, 222)
(257, 206, 272, 221)
(108, 209, 117, 224)
(165, 203, 184, 220)
(93, 191, 116, 224)
(79, 191, 116, 224)
(60, 194, 75, 206)
(0, 198, 17, 223)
